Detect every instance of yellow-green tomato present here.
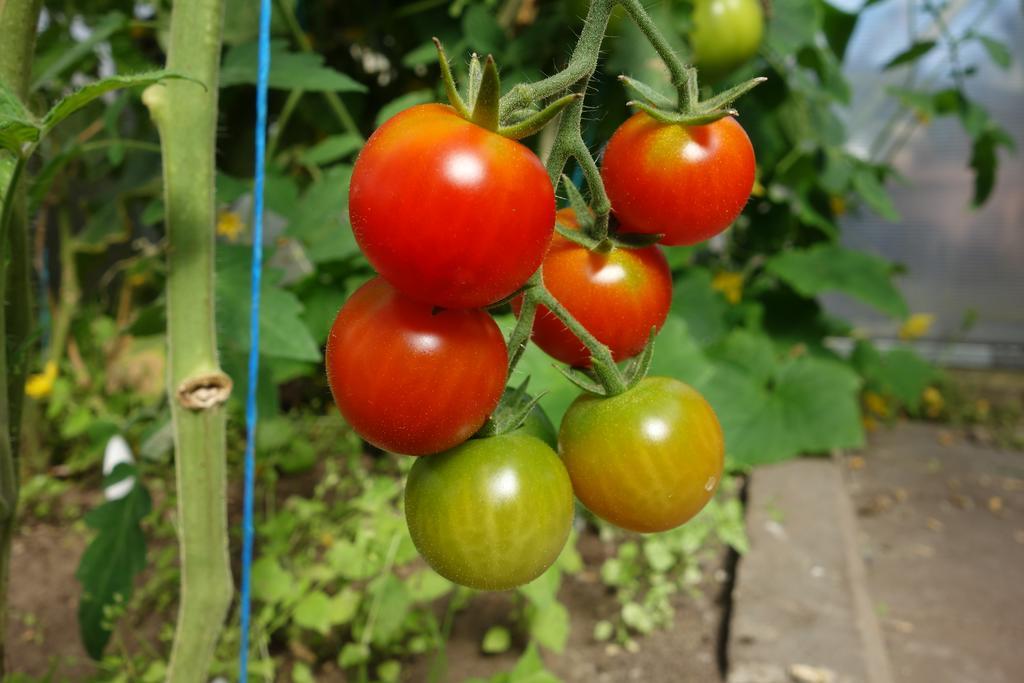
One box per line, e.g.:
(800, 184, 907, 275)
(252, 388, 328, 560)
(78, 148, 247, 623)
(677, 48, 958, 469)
(559, 377, 724, 533)
(404, 434, 574, 590)
(691, 0, 764, 82)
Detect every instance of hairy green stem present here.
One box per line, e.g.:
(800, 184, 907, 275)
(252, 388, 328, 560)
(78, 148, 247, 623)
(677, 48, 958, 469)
(0, 0, 42, 674)
(143, 0, 233, 677)
(616, 0, 691, 106)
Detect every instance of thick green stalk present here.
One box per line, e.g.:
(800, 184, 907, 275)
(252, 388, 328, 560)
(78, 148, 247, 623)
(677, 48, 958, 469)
(0, 0, 42, 675)
(142, 0, 233, 678)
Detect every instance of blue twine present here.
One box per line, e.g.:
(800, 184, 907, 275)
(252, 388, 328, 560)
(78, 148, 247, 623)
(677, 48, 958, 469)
(238, 0, 272, 677)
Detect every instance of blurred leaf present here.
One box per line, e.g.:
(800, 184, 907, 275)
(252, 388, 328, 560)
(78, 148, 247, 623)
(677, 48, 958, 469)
(462, 5, 505, 55)
(338, 642, 370, 668)
(528, 601, 569, 653)
(766, 0, 819, 54)
(294, 591, 335, 635)
(217, 244, 321, 361)
(368, 575, 411, 645)
(977, 35, 1011, 70)
(970, 127, 1013, 207)
(852, 167, 899, 221)
(221, 41, 367, 92)
(76, 464, 151, 660)
(853, 342, 939, 411)
(328, 588, 361, 626)
(482, 626, 512, 654)
(883, 40, 936, 70)
(767, 244, 908, 318)
(285, 165, 359, 263)
(375, 89, 434, 127)
(819, 0, 859, 60)
(670, 270, 729, 345)
(406, 569, 453, 603)
(31, 12, 129, 90)
(251, 557, 296, 605)
(301, 134, 362, 166)
(621, 602, 654, 634)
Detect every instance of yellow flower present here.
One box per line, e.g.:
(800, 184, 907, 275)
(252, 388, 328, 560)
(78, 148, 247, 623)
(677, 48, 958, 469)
(921, 386, 944, 418)
(829, 195, 847, 216)
(25, 361, 58, 399)
(216, 211, 245, 241)
(863, 391, 890, 418)
(711, 271, 744, 305)
(899, 313, 935, 340)
(750, 179, 765, 197)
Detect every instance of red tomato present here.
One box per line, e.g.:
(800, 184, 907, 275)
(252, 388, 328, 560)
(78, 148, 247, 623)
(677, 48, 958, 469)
(601, 113, 755, 246)
(325, 277, 508, 455)
(515, 209, 672, 367)
(349, 103, 555, 309)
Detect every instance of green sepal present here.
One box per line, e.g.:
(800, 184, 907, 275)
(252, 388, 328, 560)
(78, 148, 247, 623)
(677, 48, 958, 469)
(475, 379, 549, 438)
(618, 74, 675, 109)
(555, 365, 607, 396)
(465, 53, 483, 110)
(470, 55, 501, 131)
(609, 231, 664, 249)
(623, 329, 656, 388)
(497, 93, 580, 139)
(561, 175, 594, 229)
(555, 223, 604, 250)
(433, 38, 470, 118)
(698, 76, 768, 113)
(628, 100, 737, 126)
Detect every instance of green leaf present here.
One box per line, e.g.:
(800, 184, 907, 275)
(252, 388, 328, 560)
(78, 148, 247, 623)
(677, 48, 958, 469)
(285, 165, 359, 263)
(31, 12, 129, 90)
(977, 35, 1012, 70)
(292, 663, 316, 683)
(326, 539, 379, 580)
(327, 587, 361, 626)
(76, 464, 151, 660)
(251, 557, 296, 604)
(709, 331, 777, 385)
(642, 539, 676, 573)
(518, 564, 561, 607)
(482, 625, 512, 654)
(767, 244, 908, 318)
(43, 71, 189, 132)
(853, 342, 939, 411)
(765, 0, 819, 54)
(852, 167, 900, 221)
(338, 642, 371, 668)
(462, 5, 505, 55)
(367, 575, 411, 645)
(221, 40, 367, 92)
(969, 127, 1014, 207)
(406, 569, 453, 603)
(883, 40, 937, 69)
(377, 660, 402, 683)
(216, 244, 322, 361)
(301, 134, 362, 166)
(528, 602, 569, 653)
(670, 269, 729, 345)
(293, 591, 335, 635)
(507, 643, 562, 683)
(621, 602, 654, 634)
(375, 89, 434, 127)
(0, 117, 39, 154)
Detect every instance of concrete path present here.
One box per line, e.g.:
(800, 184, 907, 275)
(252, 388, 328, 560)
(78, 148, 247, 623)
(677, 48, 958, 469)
(727, 422, 1024, 683)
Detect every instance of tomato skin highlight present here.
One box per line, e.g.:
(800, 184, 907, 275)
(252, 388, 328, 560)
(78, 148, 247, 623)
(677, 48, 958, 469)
(349, 103, 555, 309)
(692, 0, 764, 82)
(559, 377, 724, 533)
(404, 433, 575, 590)
(601, 113, 755, 246)
(325, 277, 508, 456)
(516, 208, 673, 367)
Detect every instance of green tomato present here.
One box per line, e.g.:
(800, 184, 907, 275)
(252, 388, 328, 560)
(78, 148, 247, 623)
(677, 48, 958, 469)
(559, 377, 724, 533)
(404, 434, 574, 590)
(691, 0, 764, 82)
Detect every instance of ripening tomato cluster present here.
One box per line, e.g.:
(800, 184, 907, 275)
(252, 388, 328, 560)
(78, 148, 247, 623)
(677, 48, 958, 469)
(326, 101, 754, 590)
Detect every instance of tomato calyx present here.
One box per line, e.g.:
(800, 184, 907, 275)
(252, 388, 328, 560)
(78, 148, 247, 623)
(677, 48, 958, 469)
(618, 70, 767, 126)
(475, 379, 547, 439)
(432, 38, 580, 140)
